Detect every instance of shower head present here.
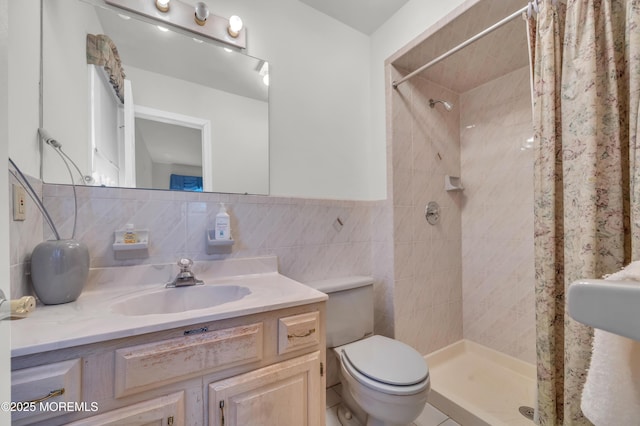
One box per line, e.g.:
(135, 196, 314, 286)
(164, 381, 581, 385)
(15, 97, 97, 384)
(429, 99, 453, 111)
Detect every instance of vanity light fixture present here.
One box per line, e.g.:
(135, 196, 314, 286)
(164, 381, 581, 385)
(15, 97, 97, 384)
(155, 0, 170, 12)
(194, 2, 209, 26)
(105, 0, 247, 49)
(227, 15, 243, 38)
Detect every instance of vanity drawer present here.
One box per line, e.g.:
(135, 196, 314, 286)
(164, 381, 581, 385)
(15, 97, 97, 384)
(278, 312, 320, 354)
(115, 323, 263, 397)
(66, 391, 185, 426)
(11, 358, 82, 425)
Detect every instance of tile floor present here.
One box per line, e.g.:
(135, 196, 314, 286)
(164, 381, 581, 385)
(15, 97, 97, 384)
(325, 385, 460, 426)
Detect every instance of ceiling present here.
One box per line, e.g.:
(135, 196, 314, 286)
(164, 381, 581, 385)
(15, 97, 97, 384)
(298, 0, 410, 35)
(99, 0, 529, 102)
(392, 0, 530, 93)
(299, 0, 530, 93)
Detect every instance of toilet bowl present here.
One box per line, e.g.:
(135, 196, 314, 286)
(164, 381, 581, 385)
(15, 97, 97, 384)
(335, 335, 430, 426)
(304, 277, 430, 426)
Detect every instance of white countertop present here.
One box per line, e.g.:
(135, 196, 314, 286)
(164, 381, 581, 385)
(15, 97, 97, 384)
(11, 258, 327, 357)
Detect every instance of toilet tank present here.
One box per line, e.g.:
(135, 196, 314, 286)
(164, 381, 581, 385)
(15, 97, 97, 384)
(305, 276, 374, 348)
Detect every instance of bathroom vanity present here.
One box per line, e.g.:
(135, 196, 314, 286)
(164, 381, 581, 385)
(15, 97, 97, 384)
(10, 258, 327, 425)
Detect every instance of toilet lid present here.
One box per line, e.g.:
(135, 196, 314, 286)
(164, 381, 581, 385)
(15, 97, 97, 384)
(341, 335, 428, 386)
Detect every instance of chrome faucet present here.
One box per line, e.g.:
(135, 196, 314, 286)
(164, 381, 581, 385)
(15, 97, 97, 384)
(166, 258, 204, 288)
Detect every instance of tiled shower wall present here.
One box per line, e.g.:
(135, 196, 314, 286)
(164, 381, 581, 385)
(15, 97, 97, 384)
(460, 66, 535, 363)
(386, 66, 535, 362)
(389, 69, 463, 356)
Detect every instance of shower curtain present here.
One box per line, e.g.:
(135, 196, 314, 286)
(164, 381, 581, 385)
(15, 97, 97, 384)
(532, 0, 640, 424)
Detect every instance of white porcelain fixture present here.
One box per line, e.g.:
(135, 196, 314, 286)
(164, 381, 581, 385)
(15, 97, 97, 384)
(110, 284, 251, 316)
(306, 276, 430, 426)
(568, 279, 640, 341)
(11, 256, 327, 357)
(11, 257, 327, 425)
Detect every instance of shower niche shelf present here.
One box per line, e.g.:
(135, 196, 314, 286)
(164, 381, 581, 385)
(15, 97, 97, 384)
(445, 175, 464, 191)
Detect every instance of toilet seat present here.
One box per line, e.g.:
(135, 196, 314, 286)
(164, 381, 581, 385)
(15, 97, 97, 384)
(338, 335, 430, 396)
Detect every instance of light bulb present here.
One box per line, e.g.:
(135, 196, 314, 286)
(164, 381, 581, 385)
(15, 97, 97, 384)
(228, 15, 243, 37)
(194, 2, 209, 26)
(155, 0, 170, 12)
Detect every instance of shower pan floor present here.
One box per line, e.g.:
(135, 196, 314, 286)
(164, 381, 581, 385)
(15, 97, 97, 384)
(426, 340, 536, 426)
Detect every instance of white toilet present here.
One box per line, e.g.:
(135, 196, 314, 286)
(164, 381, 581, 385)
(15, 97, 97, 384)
(306, 276, 430, 426)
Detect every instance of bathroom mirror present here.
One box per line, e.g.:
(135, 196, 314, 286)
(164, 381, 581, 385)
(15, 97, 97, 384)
(41, 0, 269, 195)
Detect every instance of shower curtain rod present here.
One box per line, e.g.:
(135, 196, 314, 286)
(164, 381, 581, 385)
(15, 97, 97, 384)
(392, 3, 530, 88)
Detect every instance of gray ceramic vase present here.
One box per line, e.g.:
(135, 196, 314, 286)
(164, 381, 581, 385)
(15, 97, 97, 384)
(30, 239, 90, 305)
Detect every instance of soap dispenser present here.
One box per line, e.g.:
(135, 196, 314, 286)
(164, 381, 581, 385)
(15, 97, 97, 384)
(214, 203, 231, 240)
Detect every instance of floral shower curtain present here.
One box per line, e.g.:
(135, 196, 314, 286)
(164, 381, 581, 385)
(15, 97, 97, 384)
(532, 0, 640, 425)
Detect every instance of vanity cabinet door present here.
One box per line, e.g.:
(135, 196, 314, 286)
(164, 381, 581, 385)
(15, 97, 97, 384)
(208, 351, 324, 426)
(66, 391, 184, 426)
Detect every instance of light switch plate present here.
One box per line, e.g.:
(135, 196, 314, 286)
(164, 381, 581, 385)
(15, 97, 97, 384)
(13, 184, 26, 221)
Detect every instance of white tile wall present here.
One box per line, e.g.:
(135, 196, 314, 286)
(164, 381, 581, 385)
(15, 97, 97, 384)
(460, 67, 535, 362)
(8, 172, 43, 299)
(10, 184, 382, 304)
(386, 65, 535, 362)
(388, 69, 463, 355)
(459, 66, 535, 363)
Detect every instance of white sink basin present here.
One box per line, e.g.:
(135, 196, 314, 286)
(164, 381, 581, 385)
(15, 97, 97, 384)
(111, 285, 251, 316)
(568, 279, 640, 341)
